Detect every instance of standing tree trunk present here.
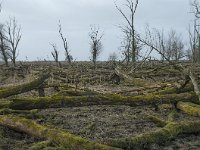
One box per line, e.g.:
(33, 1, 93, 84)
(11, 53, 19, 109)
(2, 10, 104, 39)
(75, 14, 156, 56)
(115, 0, 139, 65)
(89, 25, 103, 69)
(58, 21, 72, 64)
(0, 26, 9, 67)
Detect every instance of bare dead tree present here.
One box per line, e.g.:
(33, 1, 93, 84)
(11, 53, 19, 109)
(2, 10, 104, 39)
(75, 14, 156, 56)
(0, 2, 10, 66)
(89, 25, 103, 68)
(166, 29, 185, 61)
(115, 0, 139, 64)
(191, 0, 200, 19)
(188, 24, 196, 61)
(5, 17, 21, 66)
(120, 27, 132, 64)
(0, 24, 9, 66)
(58, 21, 72, 64)
(108, 52, 118, 68)
(188, 1, 200, 63)
(145, 26, 185, 62)
(50, 43, 61, 67)
(153, 29, 166, 61)
(134, 26, 200, 102)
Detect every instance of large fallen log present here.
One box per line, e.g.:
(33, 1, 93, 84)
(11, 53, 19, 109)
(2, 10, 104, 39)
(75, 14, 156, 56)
(6, 92, 198, 110)
(53, 90, 98, 97)
(158, 84, 194, 95)
(29, 141, 52, 150)
(177, 101, 200, 117)
(0, 73, 50, 99)
(107, 120, 200, 149)
(0, 115, 119, 150)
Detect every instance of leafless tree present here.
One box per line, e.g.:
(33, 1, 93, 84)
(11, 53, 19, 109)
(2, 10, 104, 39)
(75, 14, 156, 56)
(108, 52, 118, 68)
(188, 22, 200, 62)
(0, 3, 9, 66)
(166, 29, 185, 61)
(153, 29, 166, 61)
(89, 25, 103, 68)
(5, 17, 21, 66)
(115, 0, 139, 64)
(50, 43, 61, 67)
(144, 26, 185, 62)
(58, 21, 72, 64)
(191, 0, 200, 19)
(188, 0, 200, 63)
(120, 28, 132, 64)
(142, 26, 200, 101)
(0, 24, 9, 66)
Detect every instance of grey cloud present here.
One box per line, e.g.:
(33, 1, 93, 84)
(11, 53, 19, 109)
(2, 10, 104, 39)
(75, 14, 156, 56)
(0, 0, 194, 61)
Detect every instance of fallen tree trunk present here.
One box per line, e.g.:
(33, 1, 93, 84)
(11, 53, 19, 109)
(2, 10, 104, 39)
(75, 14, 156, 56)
(177, 101, 200, 117)
(0, 108, 38, 115)
(6, 92, 198, 110)
(107, 121, 200, 149)
(29, 141, 52, 150)
(0, 115, 119, 150)
(158, 84, 194, 95)
(145, 114, 167, 127)
(53, 90, 98, 97)
(0, 73, 50, 99)
(189, 70, 200, 102)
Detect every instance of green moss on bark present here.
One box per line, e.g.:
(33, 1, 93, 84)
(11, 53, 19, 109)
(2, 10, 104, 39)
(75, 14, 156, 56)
(108, 121, 200, 149)
(0, 73, 50, 99)
(0, 115, 120, 150)
(7, 92, 198, 110)
(177, 102, 200, 117)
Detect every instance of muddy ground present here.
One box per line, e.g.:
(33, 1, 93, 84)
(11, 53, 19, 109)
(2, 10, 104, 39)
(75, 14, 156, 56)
(1, 104, 200, 149)
(1, 62, 200, 149)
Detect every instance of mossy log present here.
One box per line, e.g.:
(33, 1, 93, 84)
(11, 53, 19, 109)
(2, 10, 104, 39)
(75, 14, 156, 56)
(157, 84, 194, 95)
(145, 114, 167, 127)
(177, 101, 200, 117)
(158, 104, 174, 110)
(29, 141, 53, 150)
(0, 73, 50, 98)
(0, 108, 38, 115)
(0, 115, 120, 150)
(53, 90, 98, 97)
(0, 107, 40, 119)
(6, 92, 198, 110)
(108, 121, 200, 149)
(167, 110, 177, 122)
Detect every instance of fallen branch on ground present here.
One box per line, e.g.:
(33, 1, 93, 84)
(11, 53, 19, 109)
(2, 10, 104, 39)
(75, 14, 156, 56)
(107, 118, 200, 149)
(0, 73, 50, 98)
(0, 115, 120, 150)
(177, 101, 200, 117)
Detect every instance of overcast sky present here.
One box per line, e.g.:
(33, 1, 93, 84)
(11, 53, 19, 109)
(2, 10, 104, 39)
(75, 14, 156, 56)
(0, 0, 194, 61)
